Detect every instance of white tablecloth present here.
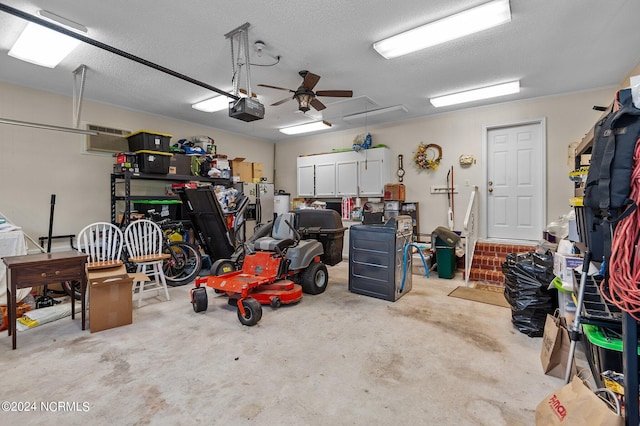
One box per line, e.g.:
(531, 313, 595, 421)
(0, 229, 30, 304)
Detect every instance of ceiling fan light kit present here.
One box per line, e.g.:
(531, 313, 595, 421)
(279, 120, 332, 135)
(258, 70, 353, 114)
(373, 0, 511, 59)
(8, 10, 87, 68)
(429, 80, 520, 107)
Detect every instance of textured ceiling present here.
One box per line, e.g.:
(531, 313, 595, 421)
(0, 0, 639, 142)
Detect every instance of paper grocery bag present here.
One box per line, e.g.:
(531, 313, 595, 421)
(535, 376, 623, 425)
(540, 313, 576, 379)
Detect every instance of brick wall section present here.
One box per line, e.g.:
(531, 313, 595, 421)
(466, 242, 536, 286)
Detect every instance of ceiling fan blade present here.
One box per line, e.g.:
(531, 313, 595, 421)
(301, 72, 321, 90)
(258, 83, 293, 92)
(316, 90, 353, 98)
(310, 98, 326, 111)
(271, 96, 293, 106)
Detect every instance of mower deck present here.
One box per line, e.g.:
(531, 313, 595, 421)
(198, 274, 303, 305)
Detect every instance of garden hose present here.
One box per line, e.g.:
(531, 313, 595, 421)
(400, 243, 430, 293)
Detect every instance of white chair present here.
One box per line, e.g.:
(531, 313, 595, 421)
(77, 222, 124, 270)
(124, 219, 171, 307)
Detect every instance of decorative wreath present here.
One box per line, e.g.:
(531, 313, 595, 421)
(413, 142, 442, 170)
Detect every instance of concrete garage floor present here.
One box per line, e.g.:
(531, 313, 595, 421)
(1, 262, 582, 425)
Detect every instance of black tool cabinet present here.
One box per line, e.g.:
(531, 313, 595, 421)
(110, 172, 230, 226)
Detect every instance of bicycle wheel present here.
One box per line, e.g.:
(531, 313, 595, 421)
(163, 241, 202, 286)
(62, 280, 82, 300)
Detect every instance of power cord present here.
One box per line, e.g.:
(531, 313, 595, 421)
(601, 138, 640, 320)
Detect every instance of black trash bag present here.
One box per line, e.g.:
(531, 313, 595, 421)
(502, 251, 558, 337)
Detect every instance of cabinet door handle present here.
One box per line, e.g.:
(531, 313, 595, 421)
(41, 272, 47, 278)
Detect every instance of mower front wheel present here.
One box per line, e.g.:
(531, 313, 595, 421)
(237, 298, 262, 326)
(191, 287, 208, 313)
(270, 296, 281, 309)
(301, 262, 328, 295)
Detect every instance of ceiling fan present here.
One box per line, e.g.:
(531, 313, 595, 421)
(258, 70, 353, 113)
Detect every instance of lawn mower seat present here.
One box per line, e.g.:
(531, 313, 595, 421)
(253, 212, 297, 252)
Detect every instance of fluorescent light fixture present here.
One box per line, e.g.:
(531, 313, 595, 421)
(192, 95, 231, 113)
(279, 121, 332, 135)
(192, 89, 254, 112)
(8, 10, 87, 68)
(343, 105, 408, 123)
(373, 0, 511, 59)
(429, 80, 520, 107)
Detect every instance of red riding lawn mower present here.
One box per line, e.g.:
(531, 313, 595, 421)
(180, 187, 345, 326)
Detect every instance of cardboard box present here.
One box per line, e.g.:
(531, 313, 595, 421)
(384, 183, 406, 201)
(212, 159, 230, 170)
(252, 162, 263, 180)
(87, 265, 148, 333)
(169, 153, 193, 176)
(230, 157, 253, 182)
(553, 253, 583, 282)
(89, 273, 133, 333)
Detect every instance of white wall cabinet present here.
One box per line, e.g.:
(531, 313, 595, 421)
(297, 157, 315, 197)
(296, 148, 391, 197)
(314, 162, 337, 197)
(335, 160, 358, 196)
(357, 155, 387, 197)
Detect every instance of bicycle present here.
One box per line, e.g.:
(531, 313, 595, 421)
(156, 218, 202, 287)
(62, 215, 202, 299)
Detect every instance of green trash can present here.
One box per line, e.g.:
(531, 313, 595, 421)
(431, 230, 459, 279)
(436, 245, 456, 279)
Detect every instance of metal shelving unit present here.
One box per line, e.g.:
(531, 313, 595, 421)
(573, 116, 638, 426)
(110, 172, 230, 226)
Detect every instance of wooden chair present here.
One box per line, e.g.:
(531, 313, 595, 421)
(124, 219, 171, 307)
(77, 222, 124, 271)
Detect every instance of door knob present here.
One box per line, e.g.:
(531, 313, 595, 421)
(488, 187, 493, 193)
(488, 181, 493, 193)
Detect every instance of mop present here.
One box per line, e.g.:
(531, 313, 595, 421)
(447, 166, 454, 230)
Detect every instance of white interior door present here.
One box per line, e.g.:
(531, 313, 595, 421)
(485, 120, 545, 241)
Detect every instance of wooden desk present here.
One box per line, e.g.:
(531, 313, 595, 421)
(3, 251, 88, 349)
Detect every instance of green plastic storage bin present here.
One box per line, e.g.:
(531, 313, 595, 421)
(582, 324, 640, 388)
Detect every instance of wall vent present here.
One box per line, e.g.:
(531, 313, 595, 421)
(83, 123, 131, 154)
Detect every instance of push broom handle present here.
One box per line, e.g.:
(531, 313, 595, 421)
(564, 250, 592, 383)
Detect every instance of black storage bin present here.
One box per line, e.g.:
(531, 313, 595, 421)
(295, 209, 346, 266)
(127, 130, 172, 152)
(136, 150, 172, 174)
